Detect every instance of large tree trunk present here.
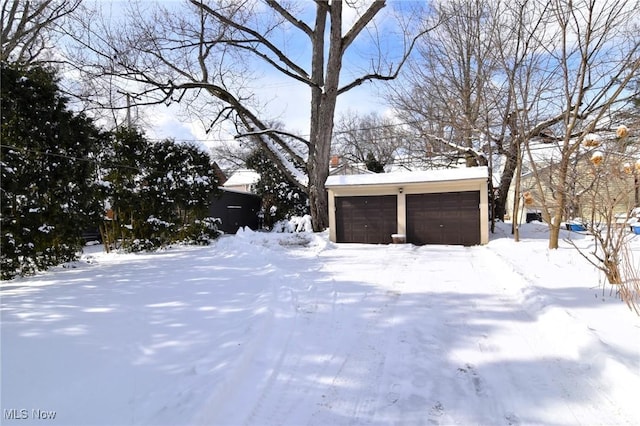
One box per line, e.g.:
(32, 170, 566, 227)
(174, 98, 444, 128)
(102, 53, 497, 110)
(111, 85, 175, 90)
(307, 94, 333, 231)
(306, 1, 343, 232)
(308, 156, 330, 231)
(308, 99, 333, 230)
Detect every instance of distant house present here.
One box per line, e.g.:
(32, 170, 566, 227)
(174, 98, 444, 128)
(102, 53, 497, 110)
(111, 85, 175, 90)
(211, 162, 228, 186)
(329, 155, 374, 176)
(222, 169, 260, 193)
(506, 138, 639, 224)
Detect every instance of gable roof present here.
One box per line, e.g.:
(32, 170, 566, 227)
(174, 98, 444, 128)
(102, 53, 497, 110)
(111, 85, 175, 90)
(326, 166, 488, 188)
(211, 161, 228, 185)
(222, 169, 260, 187)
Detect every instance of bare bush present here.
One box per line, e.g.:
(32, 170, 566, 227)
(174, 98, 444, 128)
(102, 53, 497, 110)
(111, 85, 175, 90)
(564, 130, 640, 314)
(618, 240, 640, 315)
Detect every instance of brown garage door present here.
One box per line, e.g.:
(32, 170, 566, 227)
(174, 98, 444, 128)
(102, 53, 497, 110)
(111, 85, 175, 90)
(336, 195, 397, 244)
(406, 191, 480, 246)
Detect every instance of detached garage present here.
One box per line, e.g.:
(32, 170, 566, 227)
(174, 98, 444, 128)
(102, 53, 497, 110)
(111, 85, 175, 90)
(326, 167, 489, 246)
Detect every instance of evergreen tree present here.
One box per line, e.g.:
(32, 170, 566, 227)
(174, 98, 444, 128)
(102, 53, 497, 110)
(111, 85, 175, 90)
(141, 140, 220, 247)
(365, 152, 385, 173)
(100, 128, 220, 251)
(98, 127, 149, 250)
(1, 63, 105, 279)
(246, 148, 308, 229)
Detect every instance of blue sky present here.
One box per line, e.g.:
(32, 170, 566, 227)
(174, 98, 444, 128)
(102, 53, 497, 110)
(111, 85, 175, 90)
(95, 0, 422, 154)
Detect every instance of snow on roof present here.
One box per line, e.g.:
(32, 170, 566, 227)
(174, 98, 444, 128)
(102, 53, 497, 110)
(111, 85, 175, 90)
(217, 186, 261, 197)
(325, 166, 488, 187)
(222, 169, 260, 187)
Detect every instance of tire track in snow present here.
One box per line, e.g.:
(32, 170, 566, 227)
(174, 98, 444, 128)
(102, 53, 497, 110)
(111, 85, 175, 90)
(242, 278, 329, 425)
(310, 290, 401, 425)
(190, 259, 292, 426)
(241, 285, 301, 426)
(307, 246, 407, 426)
(194, 238, 636, 425)
(233, 247, 348, 425)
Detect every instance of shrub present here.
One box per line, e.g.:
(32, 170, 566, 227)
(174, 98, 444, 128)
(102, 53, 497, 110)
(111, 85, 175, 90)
(1, 63, 105, 279)
(178, 217, 222, 245)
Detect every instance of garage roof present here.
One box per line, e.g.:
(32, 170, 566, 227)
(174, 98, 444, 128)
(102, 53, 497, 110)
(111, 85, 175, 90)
(326, 166, 488, 187)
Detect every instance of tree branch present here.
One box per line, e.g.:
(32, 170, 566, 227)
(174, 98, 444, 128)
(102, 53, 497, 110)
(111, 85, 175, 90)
(188, 0, 310, 81)
(338, 18, 438, 95)
(1, 0, 81, 63)
(222, 40, 313, 86)
(235, 124, 308, 191)
(235, 128, 310, 149)
(265, 0, 313, 37)
(341, 0, 386, 53)
(422, 132, 487, 165)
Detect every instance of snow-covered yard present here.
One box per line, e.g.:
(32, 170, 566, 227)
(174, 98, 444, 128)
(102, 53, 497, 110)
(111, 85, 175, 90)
(1, 222, 639, 425)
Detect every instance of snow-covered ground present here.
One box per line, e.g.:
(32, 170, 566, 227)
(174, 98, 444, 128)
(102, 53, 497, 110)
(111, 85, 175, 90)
(2, 222, 639, 426)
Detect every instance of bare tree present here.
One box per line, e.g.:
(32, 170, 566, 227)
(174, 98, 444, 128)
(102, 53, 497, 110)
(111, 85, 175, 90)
(489, 0, 576, 240)
(211, 139, 255, 171)
(388, 0, 502, 220)
(389, 0, 639, 248)
(211, 120, 290, 172)
(67, 0, 433, 231)
(390, 0, 572, 227)
(563, 130, 640, 291)
(333, 110, 405, 169)
(523, 0, 640, 248)
(1, 0, 81, 64)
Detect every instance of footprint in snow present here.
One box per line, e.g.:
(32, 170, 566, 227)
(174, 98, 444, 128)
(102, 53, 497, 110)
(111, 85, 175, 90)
(428, 401, 444, 425)
(505, 413, 520, 425)
(457, 363, 485, 396)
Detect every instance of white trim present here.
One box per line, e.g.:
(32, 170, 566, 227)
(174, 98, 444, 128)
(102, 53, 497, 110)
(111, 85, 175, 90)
(326, 166, 488, 188)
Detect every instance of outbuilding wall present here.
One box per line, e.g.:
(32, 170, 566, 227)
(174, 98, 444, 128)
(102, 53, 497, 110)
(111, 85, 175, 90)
(326, 169, 489, 246)
(209, 188, 261, 234)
